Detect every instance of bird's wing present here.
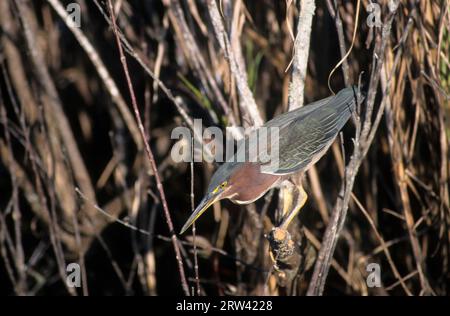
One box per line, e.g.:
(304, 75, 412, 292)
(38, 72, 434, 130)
(261, 87, 356, 175)
(263, 95, 334, 130)
(233, 95, 335, 163)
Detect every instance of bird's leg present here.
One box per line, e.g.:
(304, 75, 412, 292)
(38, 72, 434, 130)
(279, 183, 307, 230)
(267, 181, 306, 260)
(281, 181, 295, 221)
(266, 182, 308, 286)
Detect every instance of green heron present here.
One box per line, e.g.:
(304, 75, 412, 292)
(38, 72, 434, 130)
(180, 86, 357, 234)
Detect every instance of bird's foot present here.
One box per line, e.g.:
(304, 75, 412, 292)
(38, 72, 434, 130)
(265, 180, 310, 286)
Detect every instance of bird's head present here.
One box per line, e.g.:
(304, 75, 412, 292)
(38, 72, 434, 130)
(179, 162, 239, 234)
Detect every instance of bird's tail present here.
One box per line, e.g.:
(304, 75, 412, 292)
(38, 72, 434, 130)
(334, 85, 359, 114)
(326, 85, 359, 133)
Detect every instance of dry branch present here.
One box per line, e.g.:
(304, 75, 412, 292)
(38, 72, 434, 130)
(288, 0, 315, 110)
(307, 1, 400, 295)
(207, 0, 263, 128)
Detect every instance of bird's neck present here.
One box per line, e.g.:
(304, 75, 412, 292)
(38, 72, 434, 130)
(226, 163, 281, 204)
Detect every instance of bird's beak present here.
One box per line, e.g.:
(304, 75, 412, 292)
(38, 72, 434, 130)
(180, 193, 218, 234)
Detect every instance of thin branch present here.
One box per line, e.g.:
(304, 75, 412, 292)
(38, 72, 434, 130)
(326, 0, 350, 86)
(190, 139, 200, 296)
(307, 1, 400, 295)
(106, 0, 190, 296)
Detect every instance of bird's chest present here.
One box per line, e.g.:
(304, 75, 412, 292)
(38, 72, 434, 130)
(229, 163, 281, 204)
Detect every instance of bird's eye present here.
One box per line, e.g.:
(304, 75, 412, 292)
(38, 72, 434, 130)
(212, 181, 227, 194)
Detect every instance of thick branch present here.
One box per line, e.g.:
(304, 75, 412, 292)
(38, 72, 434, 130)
(307, 1, 400, 295)
(207, 0, 263, 127)
(288, 0, 316, 110)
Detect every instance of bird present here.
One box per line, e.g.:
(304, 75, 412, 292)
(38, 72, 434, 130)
(180, 86, 357, 235)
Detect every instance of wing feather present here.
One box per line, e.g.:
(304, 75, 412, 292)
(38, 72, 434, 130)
(262, 87, 356, 175)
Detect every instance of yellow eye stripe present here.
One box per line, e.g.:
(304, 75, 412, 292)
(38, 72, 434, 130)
(212, 181, 227, 194)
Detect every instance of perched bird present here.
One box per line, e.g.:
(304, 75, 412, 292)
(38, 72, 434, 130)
(180, 86, 357, 234)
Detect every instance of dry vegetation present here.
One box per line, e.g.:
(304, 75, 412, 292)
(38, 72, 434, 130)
(0, 0, 449, 296)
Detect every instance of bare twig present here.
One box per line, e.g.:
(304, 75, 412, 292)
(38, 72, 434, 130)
(190, 138, 200, 295)
(106, 0, 189, 296)
(325, 0, 350, 86)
